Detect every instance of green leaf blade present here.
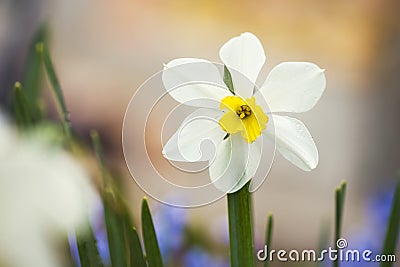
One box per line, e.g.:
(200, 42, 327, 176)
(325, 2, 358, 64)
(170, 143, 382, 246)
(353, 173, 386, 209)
(12, 82, 33, 128)
(380, 181, 400, 267)
(334, 181, 347, 267)
(90, 130, 108, 185)
(316, 220, 330, 267)
(23, 24, 47, 102)
(223, 65, 235, 95)
(141, 198, 163, 267)
(91, 131, 132, 267)
(37, 42, 72, 138)
(103, 191, 129, 267)
(264, 213, 273, 267)
(128, 227, 147, 267)
(76, 221, 104, 267)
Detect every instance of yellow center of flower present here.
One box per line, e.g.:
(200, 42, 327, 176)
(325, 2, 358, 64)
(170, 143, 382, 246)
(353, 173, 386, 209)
(236, 105, 251, 119)
(219, 96, 268, 143)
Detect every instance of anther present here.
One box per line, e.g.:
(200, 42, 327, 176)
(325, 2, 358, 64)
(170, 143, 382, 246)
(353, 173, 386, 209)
(236, 105, 252, 119)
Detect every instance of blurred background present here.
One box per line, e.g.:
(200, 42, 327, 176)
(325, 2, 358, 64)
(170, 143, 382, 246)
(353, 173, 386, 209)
(1, 0, 399, 266)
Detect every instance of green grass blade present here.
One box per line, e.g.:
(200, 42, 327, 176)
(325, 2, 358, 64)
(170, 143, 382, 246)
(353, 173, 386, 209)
(12, 82, 33, 128)
(91, 131, 136, 220)
(12, 81, 44, 127)
(223, 65, 235, 95)
(141, 198, 163, 267)
(227, 181, 254, 267)
(91, 130, 129, 266)
(90, 130, 108, 185)
(128, 227, 147, 267)
(76, 221, 104, 267)
(23, 24, 47, 101)
(317, 220, 330, 267)
(380, 181, 400, 267)
(334, 181, 347, 267)
(103, 191, 129, 267)
(264, 213, 273, 267)
(36, 42, 72, 138)
(123, 212, 139, 266)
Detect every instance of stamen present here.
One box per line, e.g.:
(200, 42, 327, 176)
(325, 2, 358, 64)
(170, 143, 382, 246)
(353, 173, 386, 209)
(236, 105, 252, 119)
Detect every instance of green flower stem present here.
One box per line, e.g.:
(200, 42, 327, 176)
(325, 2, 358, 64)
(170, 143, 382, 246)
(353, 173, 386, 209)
(227, 181, 254, 267)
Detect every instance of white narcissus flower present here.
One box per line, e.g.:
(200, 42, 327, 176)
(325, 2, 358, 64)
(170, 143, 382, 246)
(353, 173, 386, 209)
(0, 114, 96, 267)
(162, 32, 326, 193)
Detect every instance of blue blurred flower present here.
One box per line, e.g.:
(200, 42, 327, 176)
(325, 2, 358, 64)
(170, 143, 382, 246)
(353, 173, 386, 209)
(153, 200, 188, 261)
(69, 197, 110, 266)
(89, 198, 111, 265)
(183, 247, 229, 267)
(340, 182, 398, 267)
(68, 234, 81, 267)
(367, 184, 395, 230)
(152, 197, 230, 266)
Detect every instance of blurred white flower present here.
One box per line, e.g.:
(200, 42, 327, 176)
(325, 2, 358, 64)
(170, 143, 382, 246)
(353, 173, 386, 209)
(162, 32, 326, 193)
(0, 113, 96, 267)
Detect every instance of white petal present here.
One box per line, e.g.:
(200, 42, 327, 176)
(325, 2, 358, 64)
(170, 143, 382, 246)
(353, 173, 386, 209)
(259, 62, 326, 113)
(162, 109, 226, 162)
(219, 32, 266, 98)
(0, 114, 96, 267)
(162, 58, 230, 108)
(228, 139, 262, 193)
(209, 134, 248, 193)
(266, 115, 318, 171)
